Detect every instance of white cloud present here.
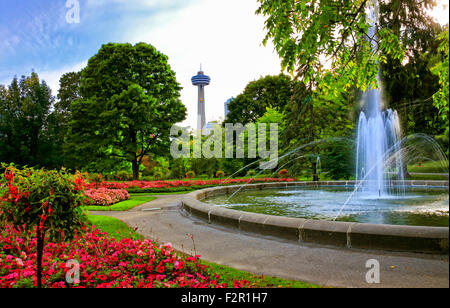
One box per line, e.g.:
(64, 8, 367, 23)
(0, 60, 86, 98)
(37, 60, 87, 97)
(3, 0, 282, 129)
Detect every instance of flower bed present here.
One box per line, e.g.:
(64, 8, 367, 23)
(0, 224, 249, 288)
(84, 188, 130, 206)
(85, 178, 296, 194)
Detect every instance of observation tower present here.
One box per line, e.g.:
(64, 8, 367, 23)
(191, 67, 211, 133)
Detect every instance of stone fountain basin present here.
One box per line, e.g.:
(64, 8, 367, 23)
(181, 181, 449, 254)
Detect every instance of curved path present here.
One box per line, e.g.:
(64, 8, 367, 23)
(90, 195, 449, 288)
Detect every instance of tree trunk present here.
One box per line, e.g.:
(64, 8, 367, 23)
(36, 228, 44, 288)
(312, 161, 319, 182)
(399, 159, 411, 180)
(132, 159, 140, 181)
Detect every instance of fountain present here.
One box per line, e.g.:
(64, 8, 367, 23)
(182, 1, 448, 255)
(355, 0, 405, 198)
(200, 0, 448, 231)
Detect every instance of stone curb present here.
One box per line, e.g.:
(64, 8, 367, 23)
(181, 181, 449, 254)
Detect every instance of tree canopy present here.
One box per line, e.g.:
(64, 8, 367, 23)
(256, 0, 412, 95)
(0, 73, 54, 167)
(225, 74, 295, 124)
(65, 42, 186, 179)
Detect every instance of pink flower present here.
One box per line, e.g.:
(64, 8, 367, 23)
(15, 258, 24, 267)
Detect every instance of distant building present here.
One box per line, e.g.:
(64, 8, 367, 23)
(204, 121, 218, 136)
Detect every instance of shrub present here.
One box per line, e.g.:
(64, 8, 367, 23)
(246, 170, 257, 177)
(114, 171, 133, 182)
(278, 169, 289, 178)
(0, 224, 250, 288)
(0, 164, 87, 288)
(185, 171, 195, 179)
(215, 171, 225, 178)
(84, 188, 130, 206)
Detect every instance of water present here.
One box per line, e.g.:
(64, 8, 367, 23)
(355, 0, 406, 198)
(205, 187, 449, 227)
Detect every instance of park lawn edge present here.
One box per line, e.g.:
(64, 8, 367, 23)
(82, 195, 157, 212)
(87, 215, 322, 289)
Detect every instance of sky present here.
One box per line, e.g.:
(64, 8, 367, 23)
(0, 0, 449, 129)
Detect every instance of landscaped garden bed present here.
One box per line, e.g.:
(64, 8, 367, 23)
(85, 178, 296, 194)
(84, 188, 130, 206)
(0, 224, 251, 288)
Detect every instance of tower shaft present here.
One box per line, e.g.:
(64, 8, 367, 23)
(192, 69, 210, 134)
(197, 85, 206, 133)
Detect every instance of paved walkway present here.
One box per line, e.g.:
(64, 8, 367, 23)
(90, 195, 449, 288)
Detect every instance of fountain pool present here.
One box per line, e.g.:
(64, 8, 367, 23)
(204, 186, 449, 227)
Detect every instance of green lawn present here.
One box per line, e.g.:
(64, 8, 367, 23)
(408, 160, 449, 174)
(408, 174, 449, 181)
(83, 195, 157, 212)
(129, 191, 190, 196)
(87, 215, 321, 288)
(88, 215, 145, 241)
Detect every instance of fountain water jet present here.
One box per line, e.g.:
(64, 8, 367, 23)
(355, 0, 406, 198)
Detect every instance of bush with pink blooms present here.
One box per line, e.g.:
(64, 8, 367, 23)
(0, 224, 250, 288)
(85, 178, 296, 194)
(84, 188, 130, 206)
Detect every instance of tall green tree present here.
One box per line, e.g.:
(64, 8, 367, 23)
(0, 73, 54, 167)
(41, 72, 83, 169)
(379, 1, 445, 138)
(282, 81, 356, 179)
(431, 27, 449, 132)
(225, 74, 295, 124)
(56, 71, 81, 122)
(66, 43, 186, 179)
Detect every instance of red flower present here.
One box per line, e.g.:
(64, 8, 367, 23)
(157, 266, 165, 274)
(4, 169, 14, 182)
(97, 274, 108, 281)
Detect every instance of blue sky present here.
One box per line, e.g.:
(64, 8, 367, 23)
(1, 0, 448, 128)
(0, 0, 199, 80)
(0, 0, 286, 128)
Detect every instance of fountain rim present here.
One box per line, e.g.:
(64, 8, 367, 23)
(181, 181, 449, 255)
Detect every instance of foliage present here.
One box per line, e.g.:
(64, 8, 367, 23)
(0, 164, 87, 287)
(379, 1, 446, 141)
(256, 0, 404, 96)
(51, 71, 82, 169)
(169, 158, 188, 179)
(0, 164, 87, 240)
(320, 140, 355, 180)
(0, 224, 250, 288)
(185, 171, 196, 179)
(84, 178, 295, 194)
(84, 188, 130, 206)
(278, 169, 288, 178)
(83, 195, 156, 212)
(65, 43, 187, 179)
(0, 73, 55, 167)
(215, 171, 225, 178)
(281, 81, 356, 178)
(431, 27, 449, 131)
(225, 74, 295, 124)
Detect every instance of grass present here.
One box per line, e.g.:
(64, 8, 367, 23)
(408, 174, 449, 181)
(88, 215, 144, 241)
(129, 191, 190, 196)
(408, 160, 449, 174)
(82, 195, 157, 212)
(87, 214, 321, 288)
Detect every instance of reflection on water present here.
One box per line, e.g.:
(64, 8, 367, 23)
(204, 187, 449, 227)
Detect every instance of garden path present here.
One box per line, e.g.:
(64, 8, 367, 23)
(90, 195, 449, 288)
